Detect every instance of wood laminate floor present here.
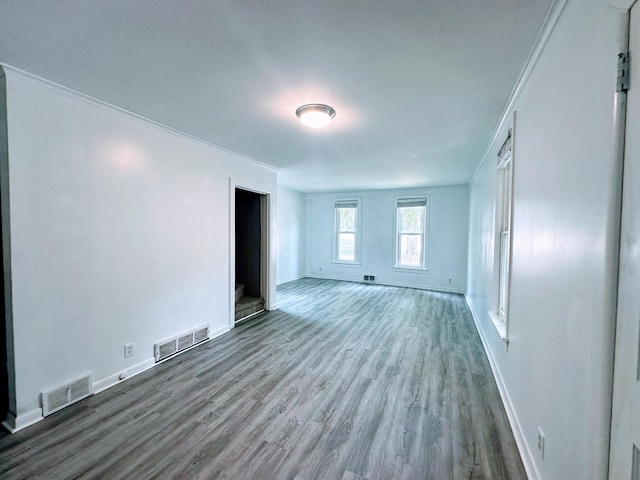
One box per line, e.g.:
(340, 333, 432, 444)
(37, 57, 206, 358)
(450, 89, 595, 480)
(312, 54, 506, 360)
(0, 279, 526, 479)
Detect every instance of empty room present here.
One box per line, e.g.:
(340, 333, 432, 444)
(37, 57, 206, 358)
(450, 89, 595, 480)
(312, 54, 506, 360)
(0, 0, 638, 479)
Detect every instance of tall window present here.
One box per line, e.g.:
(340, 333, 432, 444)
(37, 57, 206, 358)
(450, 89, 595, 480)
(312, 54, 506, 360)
(489, 125, 514, 340)
(395, 198, 427, 269)
(334, 200, 359, 263)
(497, 129, 513, 322)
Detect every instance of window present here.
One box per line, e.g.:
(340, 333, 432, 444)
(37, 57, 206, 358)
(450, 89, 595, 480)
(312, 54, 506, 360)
(489, 125, 514, 340)
(334, 199, 360, 263)
(395, 198, 427, 269)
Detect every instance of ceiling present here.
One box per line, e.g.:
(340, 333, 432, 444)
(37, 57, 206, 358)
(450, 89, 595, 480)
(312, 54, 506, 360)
(0, 0, 554, 193)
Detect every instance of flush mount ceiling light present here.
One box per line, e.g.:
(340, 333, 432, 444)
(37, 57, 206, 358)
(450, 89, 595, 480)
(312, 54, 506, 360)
(295, 104, 336, 128)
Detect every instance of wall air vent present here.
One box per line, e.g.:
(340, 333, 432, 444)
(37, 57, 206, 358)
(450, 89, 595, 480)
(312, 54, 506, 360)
(42, 374, 93, 417)
(154, 324, 210, 363)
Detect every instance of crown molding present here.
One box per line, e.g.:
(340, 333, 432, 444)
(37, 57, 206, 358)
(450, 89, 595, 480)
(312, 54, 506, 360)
(608, 0, 636, 11)
(469, 0, 569, 183)
(0, 63, 278, 173)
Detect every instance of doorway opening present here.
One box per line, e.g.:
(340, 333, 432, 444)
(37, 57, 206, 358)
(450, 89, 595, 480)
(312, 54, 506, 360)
(234, 188, 266, 322)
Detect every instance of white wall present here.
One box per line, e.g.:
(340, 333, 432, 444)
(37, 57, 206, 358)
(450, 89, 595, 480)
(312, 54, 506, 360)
(276, 188, 306, 285)
(307, 186, 469, 292)
(466, 1, 621, 478)
(1, 67, 277, 430)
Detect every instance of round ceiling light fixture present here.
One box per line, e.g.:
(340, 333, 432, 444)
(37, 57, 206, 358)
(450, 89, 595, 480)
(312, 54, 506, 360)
(295, 103, 336, 128)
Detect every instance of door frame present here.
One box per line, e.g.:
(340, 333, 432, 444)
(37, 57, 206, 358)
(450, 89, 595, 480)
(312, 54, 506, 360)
(228, 178, 276, 329)
(609, 0, 639, 477)
(0, 68, 12, 430)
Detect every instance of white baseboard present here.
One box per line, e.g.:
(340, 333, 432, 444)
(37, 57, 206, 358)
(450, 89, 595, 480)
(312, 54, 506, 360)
(209, 325, 231, 339)
(465, 294, 540, 480)
(2, 408, 43, 433)
(92, 357, 156, 394)
(276, 274, 306, 285)
(2, 324, 232, 434)
(305, 273, 465, 294)
(95, 325, 230, 393)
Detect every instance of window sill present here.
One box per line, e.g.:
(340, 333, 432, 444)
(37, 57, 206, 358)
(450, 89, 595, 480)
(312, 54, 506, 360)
(488, 311, 508, 341)
(392, 266, 428, 273)
(331, 261, 361, 267)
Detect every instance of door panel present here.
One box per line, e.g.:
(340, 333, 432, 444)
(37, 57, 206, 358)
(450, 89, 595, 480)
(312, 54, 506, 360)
(610, 4, 640, 478)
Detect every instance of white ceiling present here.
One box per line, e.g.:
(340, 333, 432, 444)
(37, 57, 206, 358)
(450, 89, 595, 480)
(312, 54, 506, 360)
(0, 0, 554, 193)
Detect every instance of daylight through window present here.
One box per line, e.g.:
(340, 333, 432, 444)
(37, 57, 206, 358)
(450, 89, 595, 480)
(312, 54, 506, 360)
(487, 123, 514, 341)
(395, 198, 427, 269)
(334, 200, 359, 263)
(496, 130, 513, 323)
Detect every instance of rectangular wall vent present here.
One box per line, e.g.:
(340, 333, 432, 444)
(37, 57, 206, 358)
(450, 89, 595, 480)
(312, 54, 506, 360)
(42, 373, 93, 417)
(154, 324, 210, 363)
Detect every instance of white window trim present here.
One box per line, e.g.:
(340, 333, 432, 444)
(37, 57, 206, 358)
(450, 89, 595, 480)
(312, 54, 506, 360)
(332, 197, 362, 266)
(488, 311, 508, 340)
(488, 114, 515, 342)
(393, 196, 429, 272)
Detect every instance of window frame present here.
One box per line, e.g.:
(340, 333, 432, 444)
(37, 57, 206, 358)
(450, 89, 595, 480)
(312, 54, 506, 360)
(332, 198, 362, 265)
(393, 196, 429, 271)
(488, 119, 515, 341)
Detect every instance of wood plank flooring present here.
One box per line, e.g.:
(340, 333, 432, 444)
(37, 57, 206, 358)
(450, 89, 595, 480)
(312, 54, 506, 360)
(0, 278, 526, 479)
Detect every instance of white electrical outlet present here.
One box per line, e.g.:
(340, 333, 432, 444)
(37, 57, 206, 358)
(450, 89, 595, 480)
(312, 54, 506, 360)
(124, 343, 134, 358)
(537, 427, 545, 459)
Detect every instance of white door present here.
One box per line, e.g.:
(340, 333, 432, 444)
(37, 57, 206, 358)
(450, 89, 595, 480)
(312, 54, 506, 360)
(610, 3, 640, 478)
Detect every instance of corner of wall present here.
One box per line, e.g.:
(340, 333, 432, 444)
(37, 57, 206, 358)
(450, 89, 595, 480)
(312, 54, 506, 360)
(0, 68, 16, 421)
(2, 409, 43, 433)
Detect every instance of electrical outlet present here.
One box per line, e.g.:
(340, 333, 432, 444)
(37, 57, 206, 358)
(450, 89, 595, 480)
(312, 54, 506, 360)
(124, 343, 134, 358)
(537, 427, 545, 459)
(448, 278, 452, 283)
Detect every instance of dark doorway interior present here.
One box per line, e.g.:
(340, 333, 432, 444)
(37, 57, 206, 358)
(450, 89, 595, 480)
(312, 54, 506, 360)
(235, 189, 265, 321)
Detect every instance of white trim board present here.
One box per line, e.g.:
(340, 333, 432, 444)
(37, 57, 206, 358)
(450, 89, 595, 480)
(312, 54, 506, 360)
(0, 63, 277, 174)
(609, 0, 636, 10)
(92, 326, 227, 395)
(305, 273, 465, 295)
(92, 357, 156, 395)
(469, 0, 569, 183)
(277, 186, 306, 196)
(1, 325, 231, 434)
(276, 274, 306, 286)
(2, 409, 43, 433)
(465, 294, 541, 480)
